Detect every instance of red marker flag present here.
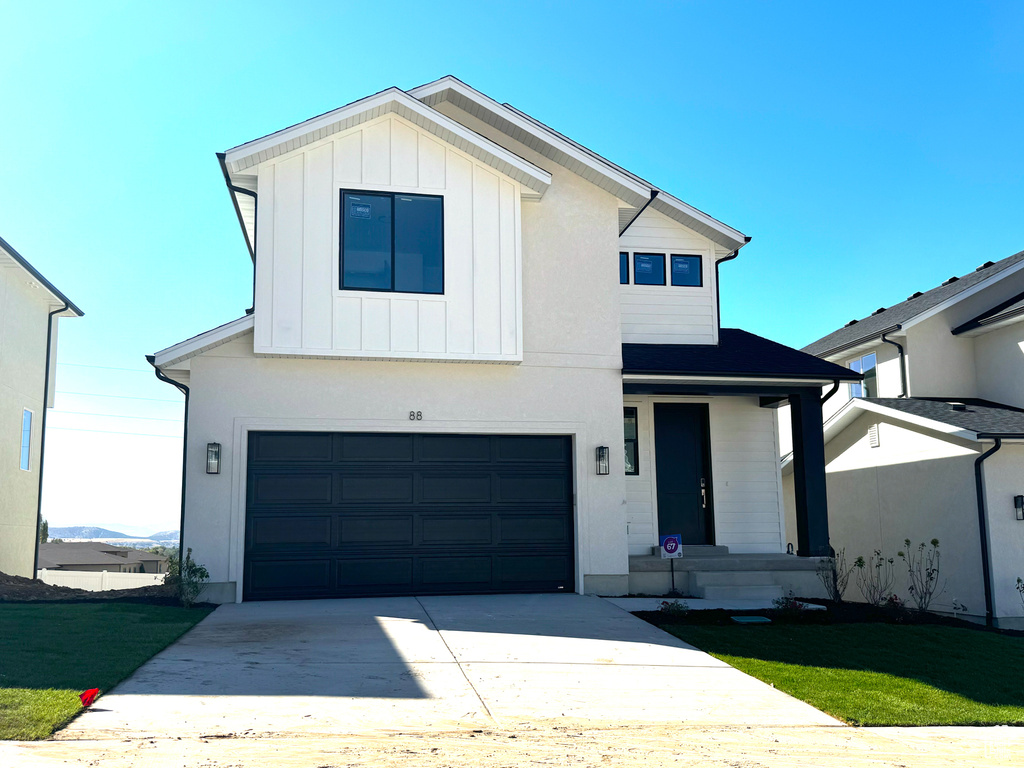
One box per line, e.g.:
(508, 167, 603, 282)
(79, 688, 99, 707)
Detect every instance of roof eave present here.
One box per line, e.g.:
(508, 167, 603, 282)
(0, 235, 84, 317)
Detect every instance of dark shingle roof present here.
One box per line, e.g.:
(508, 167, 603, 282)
(623, 329, 861, 380)
(951, 291, 1024, 335)
(865, 397, 1024, 436)
(802, 250, 1024, 358)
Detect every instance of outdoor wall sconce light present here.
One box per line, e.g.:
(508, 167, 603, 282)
(1015, 494, 1023, 521)
(206, 443, 221, 475)
(596, 446, 610, 475)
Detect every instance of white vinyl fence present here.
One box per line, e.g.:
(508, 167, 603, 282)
(36, 569, 165, 591)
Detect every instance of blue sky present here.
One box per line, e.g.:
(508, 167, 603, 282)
(2, 1, 1021, 533)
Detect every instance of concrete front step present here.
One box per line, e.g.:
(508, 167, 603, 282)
(650, 545, 730, 557)
(697, 584, 785, 601)
(692, 571, 777, 588)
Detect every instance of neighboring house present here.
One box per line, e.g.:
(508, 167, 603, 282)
(0, 236, 82, 578)
(785, 250, 1024, 628)
(37, 542, 168, 574)
(150, 76, 857, 604)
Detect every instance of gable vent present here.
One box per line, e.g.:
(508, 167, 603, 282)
(871, 307, 887, 316)
(976, 261, 995, 271)
(844, 319, 859, 327)
(868, 424, 880, 448)
(942, 276, 960, 286)
(906, 291, 923, 301)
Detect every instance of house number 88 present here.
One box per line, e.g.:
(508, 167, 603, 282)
(409, 411, 423, 421)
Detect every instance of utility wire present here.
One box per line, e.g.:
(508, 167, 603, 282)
(51, 410, 183, 423)
(55, 391, 182, 403)
(48, 426, 183, 438)
(58, 363, 151, 373)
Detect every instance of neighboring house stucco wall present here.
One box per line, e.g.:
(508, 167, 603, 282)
(784, 413, 989, 620)
(974, 321, 1024, 410)
(905, 314, 979, 399)
(0, 266, 49, 577)
(978, 444, 1024, 626)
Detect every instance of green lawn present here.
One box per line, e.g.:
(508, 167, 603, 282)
(660, 623, 1024, 726)
(0, 602, 213, 740)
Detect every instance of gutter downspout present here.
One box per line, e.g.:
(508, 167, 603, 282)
(880, 327, 908, 397)
(33, 303, 68, 575)
(618, 189, 658, 237)
(146, 355, 190, 597)
(217, 153, 258, 314)
(973, 438, 1001, 627)
(820, 379, 840, 405)
(714, 246, 745, 333)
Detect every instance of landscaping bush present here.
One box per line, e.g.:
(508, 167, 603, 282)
(164, 548, 209, 608)
(898, 539, 944, 612)
(815, 547, 854, 602)
(854, 550, 896, 606)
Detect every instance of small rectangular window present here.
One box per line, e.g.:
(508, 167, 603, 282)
(341, 190, 443, 294)
(619, 252, 629, 284)
(624, 407, 639, 476)
(671, 255, 703, 287)
(20, 409, 32, 471)
(633, 253, 665, 286)
(849, 352, 877, 398)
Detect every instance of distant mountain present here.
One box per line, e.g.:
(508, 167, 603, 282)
(147, 530, 179, 541)
(50, 526, 130, 539)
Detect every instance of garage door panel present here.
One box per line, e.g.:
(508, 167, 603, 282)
(420, 474, 492, 502)
(339, 516, 413, 545)
(420, 515, 492, 545)
(341, 475, 414, 502)
(251, 432, 334, 463)
(338, 558, 414, 587)
(341, 434, 414, 461)
(250, 516, 333, 549)
(244, 432, 574, 600)
(422, 556, 491, 585)
(251, 473, 333, 504)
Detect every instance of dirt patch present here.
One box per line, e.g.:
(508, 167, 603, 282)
(0, 571, 182, 606)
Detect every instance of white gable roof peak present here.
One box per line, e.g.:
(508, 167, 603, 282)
(409, 76, 749, 252)
(221, 87, 551, 197)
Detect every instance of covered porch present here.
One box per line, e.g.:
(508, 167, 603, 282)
(620, 330, 861, 598)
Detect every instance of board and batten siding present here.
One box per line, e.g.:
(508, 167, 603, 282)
(619, 207, 720, 345)
(624, 396, 786, 555)
(252, 113, 523, 362)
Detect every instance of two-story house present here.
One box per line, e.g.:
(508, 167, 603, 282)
(0, 235, 82, 578)
(786, 250, 1024, 627)
(149, 77, 856, 604)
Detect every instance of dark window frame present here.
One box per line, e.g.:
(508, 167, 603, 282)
(633, 252, 666, 286)
(619, 252, 629, 284)
(670, 254, 703, 287)
(339, 189, 445, 295)
(623, 406, 639, 476)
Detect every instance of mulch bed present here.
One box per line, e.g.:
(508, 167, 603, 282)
(635, 597, 1024, 637)
(0, 571, 182, 606)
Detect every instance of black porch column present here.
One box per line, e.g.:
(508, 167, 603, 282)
(789, 390, 830, 557)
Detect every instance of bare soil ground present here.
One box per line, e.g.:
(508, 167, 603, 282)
(0, 571, 179, 605)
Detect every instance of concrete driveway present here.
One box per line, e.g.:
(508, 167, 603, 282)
(58, 594, 836, 739)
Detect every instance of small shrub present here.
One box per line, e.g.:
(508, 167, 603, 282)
(1016, 578, 1024, 611)
(658, 599, 689, 617)
(772, 593, 808, 615)
(165, 548, 210, 608)
(854, 550, 896, 606)
(815, 547, 855, 603)
(897, 539, 944, 612)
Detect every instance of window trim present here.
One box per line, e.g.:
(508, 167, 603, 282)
(339, 188, 445, 295)
(670, 254, 703, 287)
(632, 252, 666, 286)
(623, 406, 639, 476)
(20, 408, 33, 472)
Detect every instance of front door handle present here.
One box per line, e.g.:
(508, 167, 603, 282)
(700, 477, 707, 509)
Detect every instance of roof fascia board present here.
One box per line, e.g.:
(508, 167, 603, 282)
(622, 373, 844, 386)
(154, 314, 255, 368)
(0, 236, 84, 316)
(816, 324, 903, 361)
(222, 88, 551, 196)
(953, 310, 1024, 337)
(844, 399, 981, 441)
(410, 77, 749, 251)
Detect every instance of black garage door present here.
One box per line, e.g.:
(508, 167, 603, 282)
(243, 432, 575, 600)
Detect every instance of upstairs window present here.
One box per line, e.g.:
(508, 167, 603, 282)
(670, 255, 702, 287)
(341, 191, 444, 294)
(619, 252, 629, 284)
(20, 409, 32, 471)
(849, 352, 877, 398)
(633, 253, 665, 286)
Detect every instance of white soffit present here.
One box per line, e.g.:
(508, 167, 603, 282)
(409, 76, 749, 252)
(222, 87, 551, 197)
(154, 314, 255, 369)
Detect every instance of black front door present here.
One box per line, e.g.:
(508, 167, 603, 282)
(653, 403, 714, 545)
